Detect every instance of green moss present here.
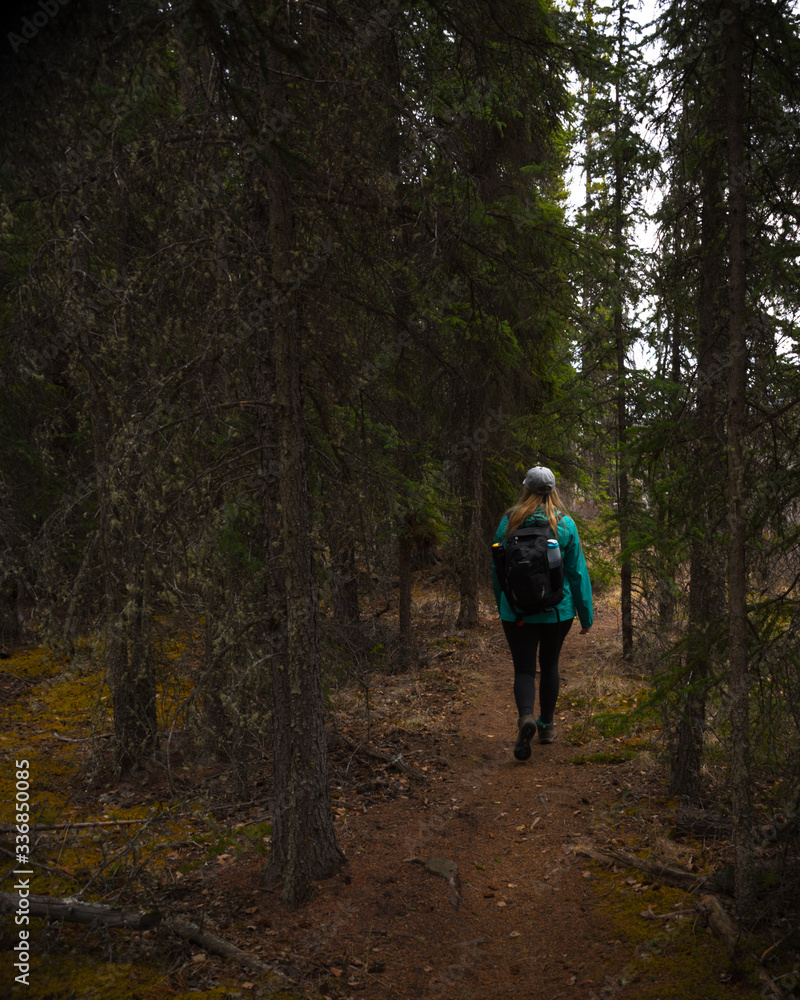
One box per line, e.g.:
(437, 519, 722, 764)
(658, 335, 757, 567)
(590, 873, 764, 999)
(0, 647, 62, 683)
(0, 640, 297, 999)
(3, 955, 161, 1000)
(429, 636, 467, 648)
(0, 951, 299, 999)
(569, 750, 637, 765)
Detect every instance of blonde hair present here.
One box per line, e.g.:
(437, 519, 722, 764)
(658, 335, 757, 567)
(505, 487, 565, 539)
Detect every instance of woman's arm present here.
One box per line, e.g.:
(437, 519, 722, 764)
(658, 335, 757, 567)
(561, 517, 593, 629)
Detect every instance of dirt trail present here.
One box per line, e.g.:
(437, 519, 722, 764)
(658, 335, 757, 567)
(325, 633, 623, 999)
(234, 606, 677, 1000)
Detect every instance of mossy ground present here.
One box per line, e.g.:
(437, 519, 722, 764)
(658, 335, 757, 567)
(1, 946, 279, 1000)
(590, 874, 765, 999)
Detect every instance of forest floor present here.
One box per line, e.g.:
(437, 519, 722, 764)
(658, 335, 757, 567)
(0, 590, 794, 999)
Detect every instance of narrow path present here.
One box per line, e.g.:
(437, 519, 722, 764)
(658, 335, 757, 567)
(276, 610, 640, 1000)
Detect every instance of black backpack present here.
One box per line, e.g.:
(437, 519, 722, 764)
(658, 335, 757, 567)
(492, 519, 564, 623)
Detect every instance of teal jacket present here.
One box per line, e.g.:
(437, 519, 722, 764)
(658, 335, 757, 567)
(492, 510, 594, 628)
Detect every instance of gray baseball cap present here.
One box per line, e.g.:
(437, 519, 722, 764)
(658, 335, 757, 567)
(522, 466, 556, 494)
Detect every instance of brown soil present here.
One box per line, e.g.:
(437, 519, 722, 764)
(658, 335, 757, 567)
(271, 618, 629, 1000)
(162, 603, 761, 1000)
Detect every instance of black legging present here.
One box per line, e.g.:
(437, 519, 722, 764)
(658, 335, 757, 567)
(502, 618, 573, 723)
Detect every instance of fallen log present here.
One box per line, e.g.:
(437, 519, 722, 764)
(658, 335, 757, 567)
(339, 733, 429, 782)
(694, 894, 739, 957)
(0, 891, 161, 930)
(576, 845, 715, 893)
(692, 893, 782, 997)
(165, 916, 291, 979)
(0, 891, 299, 989)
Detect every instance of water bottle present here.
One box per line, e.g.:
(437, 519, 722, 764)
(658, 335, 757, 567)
(547, 538, 561, 569)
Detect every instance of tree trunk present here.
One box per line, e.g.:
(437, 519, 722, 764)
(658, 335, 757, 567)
(119, 555, 157, 768)
(724, 0, 755, 919)
(332, 524, 360, 625)
(613, 3, 633, 660)
(397, 527, 413, 668)
(670, 153, 727, 801)
(261, 48, 343, 905)
(15, 577, 28, 641)
(457, 443, 484, 629)
(88, 381, 156, 773)
(68, 181, 157, 774)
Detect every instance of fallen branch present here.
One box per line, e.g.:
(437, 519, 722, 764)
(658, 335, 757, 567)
(576, 845, 715, 892)
(52, 732, 112, 743)
(0, 891, 299, 990)
(691, 895, 782, 995)
(0, 819, 150, 833)
(165, 916, 284, 975)
(693, 894, 782, 999)
(339, 734, 429, 782)
(0, 846, 69, 875)
(755, 963, 786, 1000)
(694, 894, 739, 957)
(639, 905, 696, 921)
(0, 891, 161, 930)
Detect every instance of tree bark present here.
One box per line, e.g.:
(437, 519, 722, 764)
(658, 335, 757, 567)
(724, 0, 756, 920)
(332, 530, 360, 625)
(456, 443, 484, 629)
(613, 0, 633, 663)
(88, 360, 156, 775)
(0, 892, 161, 930)
(261, 45, 343, 905)
(68, 183, 157, 774)
(397, 526, 413, 667)
(670, 150, 727, 801)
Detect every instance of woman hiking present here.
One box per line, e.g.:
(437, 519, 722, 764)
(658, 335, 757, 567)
(491, 466, 593, 761)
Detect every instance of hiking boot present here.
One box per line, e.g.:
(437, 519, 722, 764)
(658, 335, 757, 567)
(514, 714, 536, 761)
(537, 717, 556, 744)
